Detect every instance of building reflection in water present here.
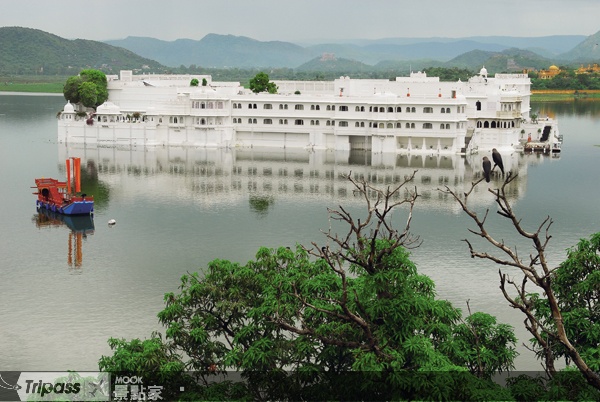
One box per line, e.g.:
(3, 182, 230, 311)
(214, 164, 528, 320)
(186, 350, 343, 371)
(33, 208, 95, 273)
(59, 144, 557, 215)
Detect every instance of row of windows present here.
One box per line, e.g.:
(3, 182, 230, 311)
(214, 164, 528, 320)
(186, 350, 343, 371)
(230, 103, 462, 113)
(231, 118, 458, 129)
(192, 101, 225, 109)
(476, 120, 516, 128)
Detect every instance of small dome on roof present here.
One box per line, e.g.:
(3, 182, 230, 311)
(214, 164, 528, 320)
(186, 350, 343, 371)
(479, 66, 488, 76)
(549, 65, 559, 70)
(63, 101, 75, 113)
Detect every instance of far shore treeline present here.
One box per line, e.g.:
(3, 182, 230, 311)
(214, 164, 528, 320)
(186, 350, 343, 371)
(3, 67, 600, 101)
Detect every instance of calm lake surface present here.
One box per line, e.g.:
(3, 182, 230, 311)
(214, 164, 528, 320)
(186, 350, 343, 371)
(1, 94, 599, 371)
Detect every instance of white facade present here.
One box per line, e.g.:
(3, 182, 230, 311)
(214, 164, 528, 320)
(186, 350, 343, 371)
(58, 68, 558, 155)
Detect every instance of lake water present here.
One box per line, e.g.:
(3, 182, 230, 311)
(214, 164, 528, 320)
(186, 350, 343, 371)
(1, 94, 599, 372)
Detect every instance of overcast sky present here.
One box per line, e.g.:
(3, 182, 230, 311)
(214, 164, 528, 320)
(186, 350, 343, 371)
(2, 0, 599, 43)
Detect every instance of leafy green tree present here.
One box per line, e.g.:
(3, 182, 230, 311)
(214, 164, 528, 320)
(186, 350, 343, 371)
(100, 173, 518, 400)
(63, 75, 83, 104)
(249, 71, 277, 94)
(202, 78, 207, 86)
(77, 81, 98, 108)
(62, 69, 108, 108)
(190, 78, 199, 86)
(529, 233, 600, 370)
(80, 69, 108, 104)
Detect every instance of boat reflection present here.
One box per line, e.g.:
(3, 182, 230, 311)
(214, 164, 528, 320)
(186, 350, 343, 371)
(59, 144, 560, 214)
(33, 208, 95, 272)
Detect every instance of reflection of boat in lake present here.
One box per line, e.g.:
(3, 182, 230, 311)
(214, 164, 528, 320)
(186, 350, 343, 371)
(33, 157, 94, 215)
(33, 206, 94, 270)
(34, 208, 95, 234)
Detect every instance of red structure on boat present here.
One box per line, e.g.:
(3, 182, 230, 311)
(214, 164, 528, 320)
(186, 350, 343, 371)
(33, 157, 94, 215)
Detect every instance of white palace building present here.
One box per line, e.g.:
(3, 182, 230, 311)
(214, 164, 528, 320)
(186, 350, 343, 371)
(58, 68, 558, 155)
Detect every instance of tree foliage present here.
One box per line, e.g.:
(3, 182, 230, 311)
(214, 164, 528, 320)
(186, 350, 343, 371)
(62, 69, 108, 108)
(100, 173, 521, 400)
(249, 71, 277, 94)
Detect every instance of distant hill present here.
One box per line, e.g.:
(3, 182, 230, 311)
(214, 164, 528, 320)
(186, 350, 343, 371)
(296, 56, 373, 74)
(105, 34, 313, 68)
(0, 26, 165, 75)
(1, 26, 597, 78)
(559, 30, 600, 62)
(105, 33, 590, 69)
(447, 48, 552, 72)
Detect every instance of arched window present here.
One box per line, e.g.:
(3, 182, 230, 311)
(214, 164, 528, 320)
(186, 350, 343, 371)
(476, 100, 482, 111)
(379, 107, 384, 112)
(396, 106, 402, 112)
(339, 106, 348, 111)
(360, 122, 364, 127)
(387, 123, 393, 128)
(361, 106, 365, 112)
(423, 107, 433, 113)
(440, 123, 445, 129)
(315, 120, 320, 125)
(279, 119, 284, 124)
(484, 121, 490, 128)
(411, 123, 415, 128)
(326, 105, 331, 111)
(315, 105, 320, 111)
(355, 122, 360, 127)
(406, 107, 411, 113)
(446, 123, 450, 129)
(311, 105, 315, 110)
(233, 103, 238, 109)
(355, 106, 360, 112)
(441, 108, 446, 113)
(264, 104, 272, 110)
(491, 121, 497, 128)
(378, 122, 384, 129)
(248, 118, 253, 124)
(406, 123, 410, 128)
(295, 119, 304, 125)
(338, 121, 348, 127)
(396, 122, 401, 128)
(411, 107, 416, 113)
(311, 120, 315, 125)
(201, 102, 206, 109)
(446, 108, 450, 113)
(423, 123, 433, 129)
(295, 104, 304, 110)
(387, 107, 393, 113)
(201, 118, 206, 125)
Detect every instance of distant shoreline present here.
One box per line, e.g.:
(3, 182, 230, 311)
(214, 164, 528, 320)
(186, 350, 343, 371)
(0, 91, 63, 96)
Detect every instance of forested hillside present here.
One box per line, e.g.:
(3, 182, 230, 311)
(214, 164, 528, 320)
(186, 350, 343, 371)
(0, 27, 166, 75)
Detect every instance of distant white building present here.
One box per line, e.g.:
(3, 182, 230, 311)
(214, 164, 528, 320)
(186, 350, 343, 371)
(58, 68, 558, 155)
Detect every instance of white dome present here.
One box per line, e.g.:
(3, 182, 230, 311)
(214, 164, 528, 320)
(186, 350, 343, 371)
(63, 100, 75, 113)
(96, 101, 121, 115)
(479, 66, 488, 76)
